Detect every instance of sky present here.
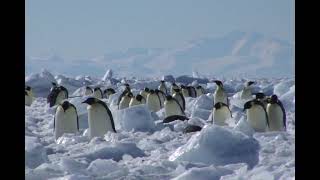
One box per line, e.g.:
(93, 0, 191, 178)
(26, 0, 294, 60)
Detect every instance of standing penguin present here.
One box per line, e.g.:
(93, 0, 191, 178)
(195, 85, 205, 97)
(54, 101, 79, 140)
(129, 94, 146, 107)
(243, 99, 269, 132)
(47, 85, 69, 107)
(266, 95, 286, 131)
(212, 102, 232, 126)
(170, 83, 180, 95)
(103, 88, 116, 99)
(158, 80, 168, 94)
(117, 87, 131, 108)
(140, 87, 150, 100)
(240, 81, 255, 100)
(84, 86, 93, 96)
(93, 87, 103, 99)
(82, 97, 116, 139)
(146, 89, 162, 112)
(163, 95, 188, 123)
(119, 92, 133, 110)
(172, 88, 186, 111)
(155, 89, 166, 107)
(25, 86, 33, 106)
(213, 80, 228, 105)
(180, 85, 190, 98)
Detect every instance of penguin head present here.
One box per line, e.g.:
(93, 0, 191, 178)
(136, 94, 143, 101)
(125, 86, 131, 92)
(172, 83, 177, 87)
(180, 85, 186, 89)
(196, 86, 202, 89)
(155, 89, 161, 94)
(61, 101, 71, 111)
(52, 82, 57, 87)
(173, 88, 181, 93)
(269, 94, 278, 104)
(160, 80, 165, 83)
(214, 80, 223, 87)
(214, 102, 224, 109)
(124, 83, 130, 88)
(26, 86, 31, 91)
(149, 90, 155, 94)
(246, 81, 255, 87)
(82, 97, 98, 105)
(144, 87, 150, 92)
(86, 86, 92, 90)
(255, 92, 266, 100)
(94, 87, 101, 91)
(166, 95, 173, 101)
(243, 101, 253, 111)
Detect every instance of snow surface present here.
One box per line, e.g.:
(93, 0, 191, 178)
(25, 71, 295, 179)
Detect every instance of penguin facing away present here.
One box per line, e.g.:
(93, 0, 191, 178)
(93, 87, 103, 99)
(82, 97, 116, 139)
(129, 94, 146, 107)
(240, 81, 255, 100)
(119, 92, 133, 110)
(266, 95, 286, 131)
(103, 88, 116, 99)
(25, 86, 33, 106)
(54, 101, 79, 140)
(212, 102, 232, 126)
(213, 80, 229, 105)
(84, 86, 93, 96)
(158, 80, 168, 94)
(172, 88, 186, 111)
(243, 99, 269, 132)
(146, 89, 162, 112)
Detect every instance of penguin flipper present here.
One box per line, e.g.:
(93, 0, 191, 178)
(163, 115, 189, 123)
(98, 101, 117, 133)
(70, 104, 79, 131)
(183, 125, 202, 133)
(278, 101, 287, 130)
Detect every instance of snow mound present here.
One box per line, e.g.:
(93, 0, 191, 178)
(25, 69, 57, 97)
(87, 159, 121, 176)
(194, 95, 214, 110)
(234, 117, 255, 137)
(273, 79, 295, 97)
(169, 125, 260, 168)
(114, 104, 155, 132)
(173, 166, 233, 180)
(191, 108, 212, 120)
(25, 136, 49, 169)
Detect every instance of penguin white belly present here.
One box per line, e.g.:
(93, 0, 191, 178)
(25, 95, 32, 106)
(54, 107, 78, 140)
(93, 91, 102, 99)
(129, 98, 142, 107)
(214, 90, 227, 104)
(119, 97, 131, 110)
(87, 104, 113, 139)
(247, 106, 267, 132)
(165, 102, 182, 117)
(182, 89, 189, 97)
(147, 95, 161, 112)
(56, 91, 67, 106)
(85, 89, 92, 96)
(267, 104, 284, 131)
(173, 93, 183, 109)
(240, 89, 252, 100)
(196, 89, 203, 97)
(213, 107, 231, 125)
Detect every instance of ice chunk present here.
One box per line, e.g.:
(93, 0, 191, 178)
(25, 136, 49, 169)
(25, 69, 57, 97)
(233, 117, 255, 137)
(172, 166, 233, 180)
(87, 159, 120, 176)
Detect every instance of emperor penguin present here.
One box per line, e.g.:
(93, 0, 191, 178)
(163, 95, 188, 123)
(140, 87, 150, 100)
(117, 87, 131, 108)
(119, 92, 133, 110)
(213, 80, 229, 105)
(155, 89, 166, 107)
(93, 87, 103, 99)
(47, 85, 69, 107)
(54, 101, 79, 140)
(212, 102, 232, 126)
(158, 80, 168, 94)
(103, 88, 116, 99)
(129, 94, 146, 107)
(82, 97, 116, 139)
(146, 89, 162, 112)
(84, 86, 93, 96)
(187, 86, 197, 98)
(172, 88, 186, 111)
(195, 85, 205, 97)
(25, 86, 33, 106)
(240, 81, 255, 100)
(243, 99, 269, 132)
(180, 85, 190, 97)
(170, 83, 180, 95)
(266, 95, 286, 131)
